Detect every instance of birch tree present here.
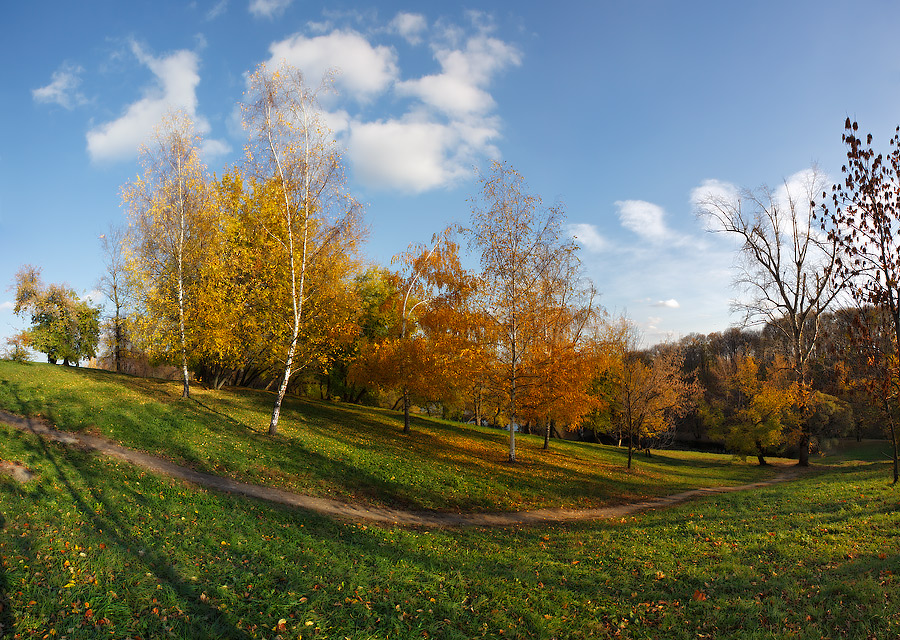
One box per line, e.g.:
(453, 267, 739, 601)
(519, 245, 597, 449)
(122, 110, 214, 398)
(243, 62, 362, 436)
(468, 161, 574, 462)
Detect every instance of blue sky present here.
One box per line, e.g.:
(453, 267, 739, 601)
(4, 1, 900, 349)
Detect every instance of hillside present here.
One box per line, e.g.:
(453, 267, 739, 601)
(1, 361, 899, 638)
(0, 361, 790, 513)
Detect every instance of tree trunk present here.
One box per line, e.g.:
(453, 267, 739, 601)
(474, 390, 481, 428)
(889, 417, 899, 485)
(797, 432, 810, 467)
(551, 422, 563, 440)
(627, 440, 633, 469)
(114, 316, 123, 373)
(403, 388, 411, 433)
(269, 331, 298, 436)
(755, 440, 768, 466)
(542, 418, 550, 450)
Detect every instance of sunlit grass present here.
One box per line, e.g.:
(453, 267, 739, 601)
(0, 361, 793, 512)
(0, 423, 896, 639)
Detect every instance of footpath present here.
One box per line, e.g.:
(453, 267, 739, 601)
(0, 409, 805, 528)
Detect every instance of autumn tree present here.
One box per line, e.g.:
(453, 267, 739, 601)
(468, 161, 576, 462)
(601, 319, 700, 469)
(349, 231, 472, 431)
(243, 62, 363, 435)
(697, 169, 844, 466)
(122, 110, 216, 398)
(13, 266, 100, 366)
(98, 225, 132, 372)
(707, 353, 797, 465)
(822, 119, 900, 482)
(518, 245, 598, 449)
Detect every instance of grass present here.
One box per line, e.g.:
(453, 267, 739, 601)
(1, 361, 897, 638)
(0, 361, 790, 512)
(0, 419, 898, 638)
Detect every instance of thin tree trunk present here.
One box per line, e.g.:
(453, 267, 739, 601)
(889, 418, 899, 485)
(403, 388, 411, 433)
(270, 328, 298, 435)
(509, 372, 517, 462)
(508, 315, 517, 463)
(177, 264, 190, 398)
(542, 417, 550, 450)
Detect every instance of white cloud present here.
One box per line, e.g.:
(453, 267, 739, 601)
(691, 179, 740, 231)
(0, 301, 13, 311)
(86, 42, 225, 162)
(390, 12, 427, 44)
(201, 138, 232, 159)
(206, 0, 228, 20)
(615, 200, 673, 244)
(653, 299, 680, 308)
(83, 289, 103, 304)
(398, 74, 494, 117)
(33, 62, 87, 109)
(249, 0, 292, 18)
(320, 109, 351, 134)
(690, 178, 739, 208)
(349, 119, 464, 192)
(397, 34, 521, 117)
(257, 17, 518, 193)
(567, 223, 607, 252)
(775, 167, 829, 212)
(267, 30, 399, 100)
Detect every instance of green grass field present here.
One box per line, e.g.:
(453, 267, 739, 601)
(0, 361, 790, 512)
(1, 361, 898, 639)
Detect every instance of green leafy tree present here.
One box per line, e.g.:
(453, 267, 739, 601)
(13, 266, 100, 366)
(708, 353, 797, 465)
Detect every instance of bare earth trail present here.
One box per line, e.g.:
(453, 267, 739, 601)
(0, 409, 806, 528)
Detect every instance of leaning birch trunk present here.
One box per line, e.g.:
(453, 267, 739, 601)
(267, 92, 310, 436)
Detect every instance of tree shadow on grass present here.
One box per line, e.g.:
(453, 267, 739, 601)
(21, 432, 255, 639)
(0, 511, 11, 638)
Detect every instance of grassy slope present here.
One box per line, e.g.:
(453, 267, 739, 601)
(1, 419, 898, 638)
(0, 361, 790, 512)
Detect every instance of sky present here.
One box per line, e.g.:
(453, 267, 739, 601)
(4, 0, 900, 351)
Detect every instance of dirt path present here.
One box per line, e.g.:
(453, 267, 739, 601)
(0, 409, 805, 528)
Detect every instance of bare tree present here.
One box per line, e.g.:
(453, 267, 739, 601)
(697, 169, 844, 465)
